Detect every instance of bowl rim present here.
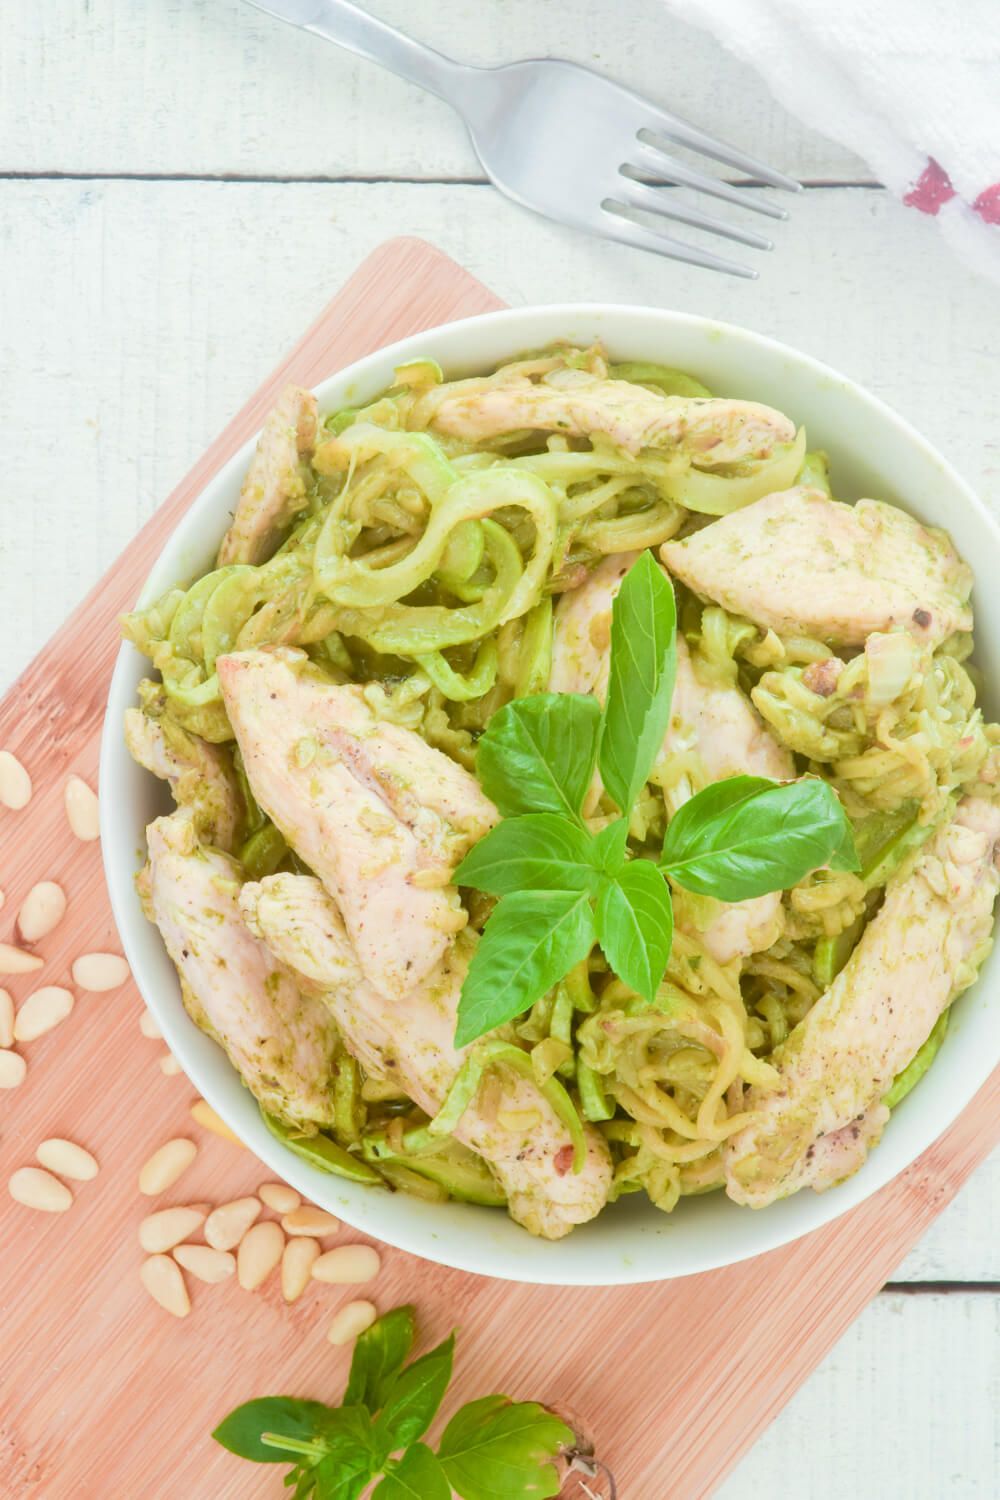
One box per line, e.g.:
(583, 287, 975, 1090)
(101, 301, 1000, 1285)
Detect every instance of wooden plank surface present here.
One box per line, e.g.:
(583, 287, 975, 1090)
(2, 235, 1000, 1499)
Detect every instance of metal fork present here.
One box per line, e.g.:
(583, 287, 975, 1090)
(245, 0, 800, 278)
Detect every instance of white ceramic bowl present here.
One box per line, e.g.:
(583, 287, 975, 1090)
(101, 304, 1000, 1285)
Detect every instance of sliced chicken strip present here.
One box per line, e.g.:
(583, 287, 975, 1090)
(241, 873, 613, 1240)
(125, 681, 241, 851)
(145, 810, 338, 1130)
(217, 384, 318, 566)
(217, 647, 497, 999)
(725, 796, 1000, 1208)
(662, 487, 973, 648)
(432, 371, 796, 462)
(550, 551, 640, 699)
(660, 636, 794, 964)
(551, 554, 792, 962)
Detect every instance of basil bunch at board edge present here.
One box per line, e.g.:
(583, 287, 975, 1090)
(212, 1304, 573, 1500)
(454, 550, 858, 1047)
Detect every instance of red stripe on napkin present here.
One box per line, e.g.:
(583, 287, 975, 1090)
(972, 183, 1000, 224)
(903, 158, 957, 215)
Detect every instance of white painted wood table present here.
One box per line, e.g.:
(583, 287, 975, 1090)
(2, 3, 999, 1495)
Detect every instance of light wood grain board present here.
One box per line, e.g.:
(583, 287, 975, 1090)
(2, 236, 1000, 1500)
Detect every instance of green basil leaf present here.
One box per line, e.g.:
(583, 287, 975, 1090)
(372, 1444, 451, 1500)
(344, 1306, 416, 1413)
(374, 1335, 455, 1458)
(590, 817, 629, 876)
(454, 891, 597, 1047)
(455, 814, 599, 896)
(212, 1398, 332, 1463)
(598, 552, 677, 815)
(476, 694, 601, 822)
(438, 1397, 573, 1500)
(661, 775, 860, 901)
(310, 1454, 373, 1500)
(596, 859, 673, 1005)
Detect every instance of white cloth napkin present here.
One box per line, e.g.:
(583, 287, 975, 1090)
(662, 0, 1000, 283)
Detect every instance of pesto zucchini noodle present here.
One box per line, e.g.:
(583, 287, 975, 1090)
(123, 343, 1000, 1237)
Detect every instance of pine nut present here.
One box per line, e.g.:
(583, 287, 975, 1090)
(191, 1099, 242, 1144)
(327, 1300, 377, 1346)
(16, 882, 67, 943)
(0, 989, 13, 1048)
(0, 1049, 27, 1088)
(36, 1139, 99, 1181)
(139, 1008, 162, 1039)
(159, 1051, 181, 1076)
(14, 986, 74, 1043)
(0, 943, 44, 975)
(311, 1245, 381, 1286)
(282, 1205, 340, 1238)
(65, 775, 100, 841)
(204, 1196, 261, 1250)
(258, 1182, 300, 1215)
(72, 952, 130, 991)
(0, 751, 32, 811)
(9, 1166, 73, 1212)
(140, 1255, 190, 1317)
(237, 1220, 284, 1290)
(138, 1137, 197, 1196)
(139, 1205, 207, 1254)
(281, 1235, 320, 1303)
(173, 1244, 235, 1284)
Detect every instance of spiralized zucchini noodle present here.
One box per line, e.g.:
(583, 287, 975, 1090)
(124, 343, 1000, 1216)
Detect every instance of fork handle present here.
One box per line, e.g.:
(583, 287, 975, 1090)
(298, 0, 469, 105)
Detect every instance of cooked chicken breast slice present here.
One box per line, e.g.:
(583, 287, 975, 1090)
(551, 554, 791, 963)
(432, 372, 795, 462)
(725, 796, 1000, 1208)
(125, 683, 241, 851)
(662, 487, 973, 648)
(661, 636, 794, 964)
(217, 647, 497, 999)
(145, 810, 338, 1129)
(241, 873, 613, 1240)
(216, 385, 318, 566)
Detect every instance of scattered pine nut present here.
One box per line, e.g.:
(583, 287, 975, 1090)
(281, 1235, 320, 1303)
(159, 1051, 182, 1076)
(36, 1139, 99, 1181)
(204, 1196, 261, 1251)
(311, 1245, 381, 1286)
(139, 1008, 162, 1039)
(14, 986, 74, 1043)
(0, 751, 32, 811)
(190, 1098, 242, 1144)
(0, 942, 44, 975)
(0, 1049, 27, 1088)
(138, 1137, 197, 1196)
(258, 1182, 300, 1215)
(282, 1205, 340, 1238)
(72, 952, 130, 992)
(16, 882, 67, 943)
(9, 1166, 73, 1212)
(327, 1300, 377, 1347)
(237, 1220, 284, 1290)
(173, 1244, 235, 1284)
(140, 1254, 190, 1318)
(65, 775, 100, 841)
(139, 1205, 207, 1254)
(0, 989, 13, 1048)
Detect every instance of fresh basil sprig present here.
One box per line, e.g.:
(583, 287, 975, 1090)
(454, 551, 859, 1045)
(212, 1305, 572, 1500)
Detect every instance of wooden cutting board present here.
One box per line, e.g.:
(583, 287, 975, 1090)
(2, 235, 1000, 1500)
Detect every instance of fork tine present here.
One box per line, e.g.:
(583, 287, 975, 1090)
(600, 202, 758, 279)
(619, 169, 774, 251)
(635, 133, 789, 220)
(639, 110, 803, 193)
